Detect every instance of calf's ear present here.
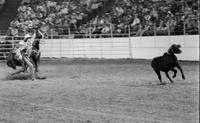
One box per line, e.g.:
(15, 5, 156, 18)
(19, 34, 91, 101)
(177, 44, 181, 48)
(7, 61, 16, 70)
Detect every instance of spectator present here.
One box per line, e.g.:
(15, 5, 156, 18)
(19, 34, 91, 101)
(8, 27, 19, 36)
(17, 4, 27, 13)
(131, 14, 140, 27)
(21, 0, 31, 5)
(101, 24, 110, 34)
(0, 0, 5, 11)
(8, 0, 199, 37)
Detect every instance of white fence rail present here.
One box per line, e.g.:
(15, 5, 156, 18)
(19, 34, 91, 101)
(0, 35, 199, 61)
(40, 35, 199, 61)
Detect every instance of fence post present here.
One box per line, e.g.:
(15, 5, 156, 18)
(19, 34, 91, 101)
(128, 25, 131, 37)
(198, 19, 200, 35)
(128, 25, 133, 59)
(68, 28, 71, 38)
(11, 36, 14, 49)
(59, 38, 62, 58)
(154, 23, 156, 36)
(51, 29, 53, 39)
(110, 24, 113, 38)
(167, 23, 170, 36)
(89, 23, 92, 38)
(183, 21, 186, 35)
(139, 24, 142, 36)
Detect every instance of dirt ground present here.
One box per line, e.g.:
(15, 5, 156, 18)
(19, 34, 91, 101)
(0, 59, 199, 123)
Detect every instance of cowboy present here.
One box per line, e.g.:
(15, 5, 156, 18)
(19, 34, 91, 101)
(15, 29, 36, 61)
(15, 29, 36, 80)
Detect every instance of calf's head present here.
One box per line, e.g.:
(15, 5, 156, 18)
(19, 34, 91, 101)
(168, 44, 182, 54)
(6, 52, 17, 69)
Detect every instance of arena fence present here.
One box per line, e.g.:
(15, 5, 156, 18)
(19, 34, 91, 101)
(0, 35, 199, 61)
(0, 17, 200, 37)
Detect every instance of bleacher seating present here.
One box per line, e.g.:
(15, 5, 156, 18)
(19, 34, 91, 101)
(5, 0, 200, 37)
(0, 0, 22, 32)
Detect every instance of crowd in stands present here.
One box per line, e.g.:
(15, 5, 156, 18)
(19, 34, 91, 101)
(8, 0, 94, 36)
(0, 0, 5, 12)
(7, 0, 199, 37)
(80, 0, 199, 36)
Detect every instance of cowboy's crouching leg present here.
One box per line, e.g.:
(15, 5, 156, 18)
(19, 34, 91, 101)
(15, 50, 23, 61)
(23, 57, 35, 80)
(10, 62, 27, 76)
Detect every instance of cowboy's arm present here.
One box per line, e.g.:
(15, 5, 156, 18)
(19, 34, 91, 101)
(27, 33, 36, 46)
(31, 33, 36, 40)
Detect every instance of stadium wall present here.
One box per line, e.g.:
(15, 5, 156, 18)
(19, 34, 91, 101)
(40, 35, 199, 61)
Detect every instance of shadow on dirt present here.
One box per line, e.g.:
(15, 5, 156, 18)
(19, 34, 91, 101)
(5, 74, 47, 81)
(5, 74, 31, 80)
(122, 80, 187, 89)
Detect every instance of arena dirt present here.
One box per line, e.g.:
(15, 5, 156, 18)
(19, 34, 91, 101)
(0, 59, 199, 123)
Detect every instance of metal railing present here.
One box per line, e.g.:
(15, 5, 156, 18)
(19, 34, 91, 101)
(0, 18, 199, 60)
(1, 18, 199, 38)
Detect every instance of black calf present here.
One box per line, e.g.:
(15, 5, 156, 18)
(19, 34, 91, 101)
(7, 51, 24, 70)
(151, 44, 185, 85)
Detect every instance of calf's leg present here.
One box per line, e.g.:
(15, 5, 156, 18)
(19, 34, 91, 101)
(176, 63, 185, 80)
(170, 68, 177, 78)
(165, 71, 174, 83)
(155, 70, 166, 85)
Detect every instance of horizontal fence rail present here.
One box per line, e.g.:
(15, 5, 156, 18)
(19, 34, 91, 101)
(0, 35, 199, 61)
(0, 39, 20, 60)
